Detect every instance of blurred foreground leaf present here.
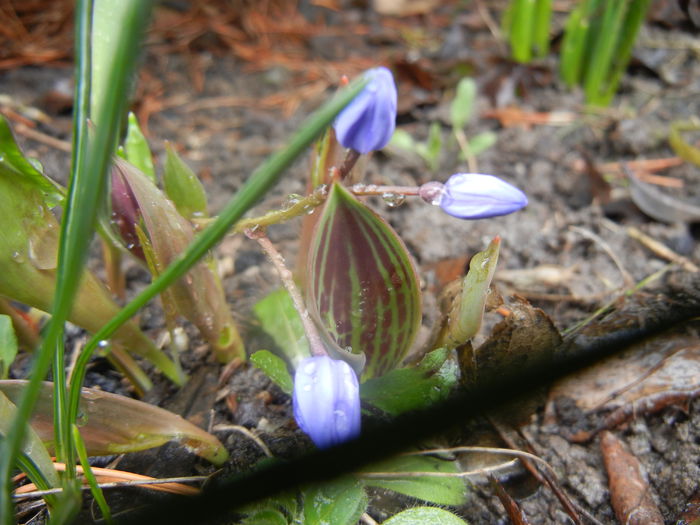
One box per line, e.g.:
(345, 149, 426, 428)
(0, 381, 228, 465)
(361, 453, 466, 506)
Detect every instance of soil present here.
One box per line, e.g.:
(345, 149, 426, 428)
(2, 1, 700, 524)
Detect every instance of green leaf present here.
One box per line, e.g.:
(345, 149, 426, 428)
(361, 348, 458, 415)
(444, 237, 500, 347)
(389, 129, 417, 151)
(383, 507, 469, 525)
(303, 477, 367, 525)
(669, 120, 700, 167)
(241, 509, 288, 525)
(250, 350, 293, 395)
(0, 316, 17, 380)
(416, 122, 442, 172)
(163, 142, 209, 219)
(0, 380, 229, 465)
(361, 454, 466, 506)
(253, 287, 310, 367)
(450, 78, 476, 131)
(0, 116, 63, 206)
(307, 182, 422, 378)
(465, 131, 497, 157)
(509, 0, 536, 63)
(124, 112, 155, 181)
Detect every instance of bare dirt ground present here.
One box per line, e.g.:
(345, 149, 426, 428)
(2, 1, 700, 523)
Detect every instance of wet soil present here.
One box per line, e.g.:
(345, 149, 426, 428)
(2, 1, 700, 523)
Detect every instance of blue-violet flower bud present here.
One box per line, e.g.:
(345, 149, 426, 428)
(293, 355, 361, 449)
(333, 67, 397, 154)
(434, 173, 528, 220)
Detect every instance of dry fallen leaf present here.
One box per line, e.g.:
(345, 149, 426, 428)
(600, 431, 664, 525)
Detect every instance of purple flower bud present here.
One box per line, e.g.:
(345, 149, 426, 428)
(333, 67, 397, 154)
(293, 355, 361, 449)
(110, 161, 145, 260)
(437, 173, 528, 220)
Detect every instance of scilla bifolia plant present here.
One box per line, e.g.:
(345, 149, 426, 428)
(248, 67, 526, 520)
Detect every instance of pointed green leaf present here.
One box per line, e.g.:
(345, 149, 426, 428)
(384, 507, 469, 525)
(465, 131, 497, 157)
(360, 348, 458, 416)
(163, 142, 209, 219)
(0, 116, 63, 206)
(361, 453, 466, 505)
(124, 112, 155, 181)
(0, 316, 17, 380)
(445, 237, 500, 347)
(303, 477, 367, 525)
(253, 288, 310, 367)
(389, 129, 417, 151)
(250, 350, 293, 395)
(0, 380, 228, 465)
(307, 182, 421, 378)
(450, 77, 476, 131)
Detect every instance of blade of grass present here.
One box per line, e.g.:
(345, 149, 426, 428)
(68, 78, 367, 428)
(0, 0, 152, 521)
(600, 0, 652, 105)
(559, 0, 601, 86)
(72, 424, 113, 524)
(510, 0, 535, 63)
(583, 0, 627, 105)
(532, 0, 552, 58)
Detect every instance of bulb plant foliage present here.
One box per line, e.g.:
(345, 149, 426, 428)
(251, 67, 526, 519)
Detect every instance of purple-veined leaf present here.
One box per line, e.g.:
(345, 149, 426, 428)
(307, 182, 421, 378)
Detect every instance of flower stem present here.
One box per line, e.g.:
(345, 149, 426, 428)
(247, 230, 327, 357)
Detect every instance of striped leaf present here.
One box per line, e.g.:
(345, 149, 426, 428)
(307, 182, 421, 378)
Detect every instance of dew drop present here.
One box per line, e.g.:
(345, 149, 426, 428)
(381, 192, 405, 208)
(11, 251, 24, 263)
(351, 183, 366, 193)
(303, 361, 317, 375)
(283, 193, 302, 210)
(98, 340, 109, 348)
(303, 384, 312, 392)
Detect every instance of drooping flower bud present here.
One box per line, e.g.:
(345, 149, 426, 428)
(110, 162, 145, 260)
(333, 67, 397, 154)
(293, 355, 361, 449)
(425, 173, 527, 220)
